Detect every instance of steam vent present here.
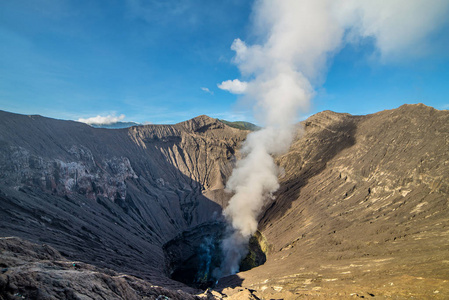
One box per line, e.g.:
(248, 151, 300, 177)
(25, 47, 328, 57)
(1, 105, 449, 298)
(163, 223, 267, 289)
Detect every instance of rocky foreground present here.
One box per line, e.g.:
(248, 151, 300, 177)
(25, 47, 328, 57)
(1, 104, 448, 299)
(0, 237, 205, 299)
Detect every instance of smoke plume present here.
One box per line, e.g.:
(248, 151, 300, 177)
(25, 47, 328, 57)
(218, 0, 449, 277)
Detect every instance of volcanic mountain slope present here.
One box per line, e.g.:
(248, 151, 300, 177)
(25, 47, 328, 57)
(227, 104, 449, 299)
(0, 111, 247, 292)
(1, 104, 448, 299)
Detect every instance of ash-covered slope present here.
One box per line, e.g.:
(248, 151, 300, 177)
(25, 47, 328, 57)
(231, 104, 449, 298)
(0, 111, 247, 287)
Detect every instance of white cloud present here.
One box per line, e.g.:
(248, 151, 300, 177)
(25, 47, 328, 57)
(77, 114, 125, 125)
(335, 0, 449, 61)
(217, 79, 248, 94)
(201, 87, 214, 95)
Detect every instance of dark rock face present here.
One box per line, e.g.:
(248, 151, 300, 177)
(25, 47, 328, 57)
(238, 231, 268, 272)
(1, 104, 448, 299)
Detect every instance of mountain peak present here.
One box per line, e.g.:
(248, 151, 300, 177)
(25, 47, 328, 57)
(190, 115, 217, 124)
(396, 103, 437, 113)
(176, 115, 223, 133)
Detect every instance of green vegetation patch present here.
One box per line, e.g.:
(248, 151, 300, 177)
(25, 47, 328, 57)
(218, 119, 260, 131)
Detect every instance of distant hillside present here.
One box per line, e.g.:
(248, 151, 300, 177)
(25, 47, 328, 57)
(89, 121, 141, 129)
(88, 120, 259, 130)
(219, 119, 260, 131)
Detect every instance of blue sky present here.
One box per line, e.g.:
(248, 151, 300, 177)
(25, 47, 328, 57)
(1, 0, 448, 125)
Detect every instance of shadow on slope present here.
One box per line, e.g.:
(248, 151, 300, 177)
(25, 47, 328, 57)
(259, 112, 358, 230)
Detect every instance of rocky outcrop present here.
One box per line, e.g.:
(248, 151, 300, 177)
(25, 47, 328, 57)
(0, 237, 205, 300)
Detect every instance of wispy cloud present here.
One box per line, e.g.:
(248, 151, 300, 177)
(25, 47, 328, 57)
(217, 79, 247, 94)
(201, 87, 214, 95)
(77, 114, 125, 125)
(126, 0, 191, 24)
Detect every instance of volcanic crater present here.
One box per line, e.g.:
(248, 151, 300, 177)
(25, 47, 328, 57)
(0, 104, 448, 299)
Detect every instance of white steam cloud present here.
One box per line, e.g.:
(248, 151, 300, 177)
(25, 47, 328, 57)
(335, 0, 449, 60)
(218, 0, 449, 277)
(78, 114, 125, 125)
